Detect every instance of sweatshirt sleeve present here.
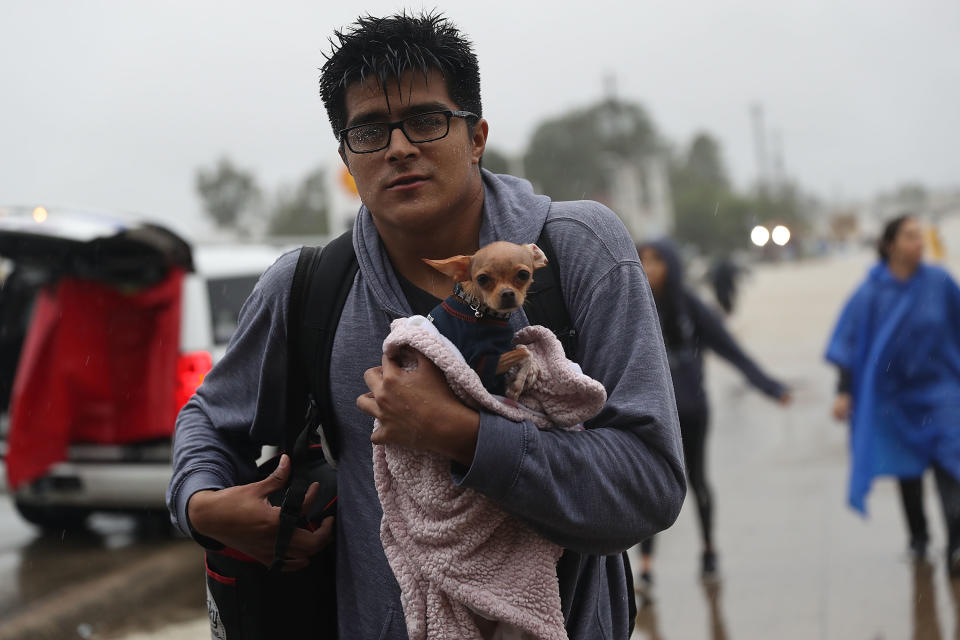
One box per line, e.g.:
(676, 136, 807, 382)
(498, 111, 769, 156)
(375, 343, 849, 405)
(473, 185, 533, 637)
(165, 251, 298, 538)
(836, 367, 853, 394)
(452, 208, 686, 555)
(689, 294, 787, 400)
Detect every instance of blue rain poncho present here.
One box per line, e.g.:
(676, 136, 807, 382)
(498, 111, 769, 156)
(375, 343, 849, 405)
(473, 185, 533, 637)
(825, 262, 960, 513)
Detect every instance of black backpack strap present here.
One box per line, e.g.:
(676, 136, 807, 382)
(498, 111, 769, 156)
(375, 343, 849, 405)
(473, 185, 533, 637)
(525, 226, 578, 360)
(270, 244, 321, 572)
(299, 229, 358, 464)
(271, 229, 357, 573)
(523, 222, 637, 633)
(283, 246, 322, 451)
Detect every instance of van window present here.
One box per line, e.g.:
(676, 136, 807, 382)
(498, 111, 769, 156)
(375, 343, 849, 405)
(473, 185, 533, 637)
(206, 276, 259, 345)
(0, 264, 46, 415)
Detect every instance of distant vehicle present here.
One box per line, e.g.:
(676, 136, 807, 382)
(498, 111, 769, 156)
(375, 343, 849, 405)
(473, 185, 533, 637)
(0, 206, 287, 531)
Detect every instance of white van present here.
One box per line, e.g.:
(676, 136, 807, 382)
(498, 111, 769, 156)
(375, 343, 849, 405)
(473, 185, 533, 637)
(0, 206, 288, 530)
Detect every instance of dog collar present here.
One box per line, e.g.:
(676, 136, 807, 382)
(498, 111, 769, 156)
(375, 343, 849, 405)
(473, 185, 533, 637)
(453, 282, 513, 320)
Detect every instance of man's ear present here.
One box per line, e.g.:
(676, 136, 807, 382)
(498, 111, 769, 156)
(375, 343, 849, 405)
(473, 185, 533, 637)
(422, 255, 473, 282)
(471, 118, 489, 165)
(338, 144, 350, 171)
(527, 244, 549, 269)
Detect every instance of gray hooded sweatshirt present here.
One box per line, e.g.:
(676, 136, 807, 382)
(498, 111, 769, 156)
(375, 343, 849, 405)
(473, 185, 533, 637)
(168, 170, 685, 639)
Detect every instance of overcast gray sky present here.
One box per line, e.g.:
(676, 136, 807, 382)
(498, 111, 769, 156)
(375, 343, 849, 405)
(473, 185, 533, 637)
(2, 1, 958, 236)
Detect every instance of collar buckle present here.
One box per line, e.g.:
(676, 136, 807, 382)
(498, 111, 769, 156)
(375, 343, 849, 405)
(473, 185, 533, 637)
(454, 282, 510, 320)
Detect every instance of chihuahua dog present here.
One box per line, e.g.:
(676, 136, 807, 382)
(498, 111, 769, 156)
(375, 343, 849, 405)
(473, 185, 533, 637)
(423, 241, 548, 398)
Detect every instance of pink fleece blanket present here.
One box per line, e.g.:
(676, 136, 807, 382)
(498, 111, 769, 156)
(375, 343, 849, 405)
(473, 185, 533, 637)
(372, 315, 607, 640)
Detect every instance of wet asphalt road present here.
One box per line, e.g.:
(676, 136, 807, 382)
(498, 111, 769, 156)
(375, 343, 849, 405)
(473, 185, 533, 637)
(0, 502, 203, 639)
(632, 233, 960, 640)
(2, 219, 959, 640)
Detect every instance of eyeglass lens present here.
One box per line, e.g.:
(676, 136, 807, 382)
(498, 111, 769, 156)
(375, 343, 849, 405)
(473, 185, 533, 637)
(345, 112, 450, 153)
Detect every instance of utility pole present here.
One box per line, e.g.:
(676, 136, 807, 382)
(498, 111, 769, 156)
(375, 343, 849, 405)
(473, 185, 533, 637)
(750, 103, 769, 193)
(603, 72, 618, 102)
(770, 129, 785, 191)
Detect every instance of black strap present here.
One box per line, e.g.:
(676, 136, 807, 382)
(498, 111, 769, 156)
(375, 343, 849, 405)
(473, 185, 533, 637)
(270, 231, 356, 572)
(526, 226, 578, 360)
(283, 246, 322, 451)
(300, 230, 359, 463)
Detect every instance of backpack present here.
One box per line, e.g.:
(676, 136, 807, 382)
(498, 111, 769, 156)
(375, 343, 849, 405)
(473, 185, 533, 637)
(205, 227, 637, 639)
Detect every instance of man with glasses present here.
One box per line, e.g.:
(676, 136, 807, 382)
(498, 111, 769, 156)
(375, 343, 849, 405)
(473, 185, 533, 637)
(168, 12, 684, 639)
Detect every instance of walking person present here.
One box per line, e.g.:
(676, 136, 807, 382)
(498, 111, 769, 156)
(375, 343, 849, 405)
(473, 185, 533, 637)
(707, 255, 745, 315)
(167, 12, 686, 639)
(637, 239, 790, 597)
(826, 214, 960, 572)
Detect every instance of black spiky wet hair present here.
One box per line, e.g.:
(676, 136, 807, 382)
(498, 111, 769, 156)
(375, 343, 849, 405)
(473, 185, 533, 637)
(319, 12, 482, 138)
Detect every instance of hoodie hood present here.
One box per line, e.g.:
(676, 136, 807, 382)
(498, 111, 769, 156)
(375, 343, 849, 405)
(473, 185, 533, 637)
(637, 238, 691, 349)
(638, 238, 685, 299)
(353, 169, 552, 318)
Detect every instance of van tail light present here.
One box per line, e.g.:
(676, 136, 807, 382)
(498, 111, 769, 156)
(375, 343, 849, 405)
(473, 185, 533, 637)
(175, 351, 213, 412)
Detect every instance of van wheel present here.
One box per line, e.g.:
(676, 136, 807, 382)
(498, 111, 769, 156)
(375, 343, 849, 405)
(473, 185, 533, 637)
(14, 501, 90, 531)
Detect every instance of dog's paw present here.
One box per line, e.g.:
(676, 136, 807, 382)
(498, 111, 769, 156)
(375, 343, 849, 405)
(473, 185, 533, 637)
(505, 347, 540, 399)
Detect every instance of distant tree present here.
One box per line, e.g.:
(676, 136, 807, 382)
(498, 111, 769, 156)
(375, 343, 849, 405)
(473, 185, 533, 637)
(482, 147, 511, 175)
(195, 157, 261, 229)
(749, 183, 810, 231)
(672, 185, 754, 254)
(524, 98, 657, 201)
(268, 167, 330, 236)
(670, 134, 750, 254)
(685, 133, 728, 190)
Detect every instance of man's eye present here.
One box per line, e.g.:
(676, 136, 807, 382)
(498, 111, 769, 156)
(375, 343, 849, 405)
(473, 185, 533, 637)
(407, 114, 445, 135)
(353, 126, 385, 143)
(516, 270, 530, 282)
(476, 274, 491, 287)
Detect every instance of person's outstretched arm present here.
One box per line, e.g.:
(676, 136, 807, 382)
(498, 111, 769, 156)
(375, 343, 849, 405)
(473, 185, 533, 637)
(690, 293, 788, 401)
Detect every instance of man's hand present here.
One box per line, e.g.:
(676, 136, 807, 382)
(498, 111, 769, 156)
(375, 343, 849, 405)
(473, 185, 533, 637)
(832, 392, 852, 422)
(357, 349, 480, 466)
(186, 454, 334, 571)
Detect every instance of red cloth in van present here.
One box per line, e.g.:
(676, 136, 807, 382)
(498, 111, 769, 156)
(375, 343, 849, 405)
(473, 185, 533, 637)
(6, 270, 183, 490)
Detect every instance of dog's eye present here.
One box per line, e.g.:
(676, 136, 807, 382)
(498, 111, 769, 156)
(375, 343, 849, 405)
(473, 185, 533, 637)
(516, 270, 530, 282)
(476, 274, 491, 287)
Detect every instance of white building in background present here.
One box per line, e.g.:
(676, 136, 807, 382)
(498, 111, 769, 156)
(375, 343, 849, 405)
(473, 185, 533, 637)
(606, 153, 674, 242)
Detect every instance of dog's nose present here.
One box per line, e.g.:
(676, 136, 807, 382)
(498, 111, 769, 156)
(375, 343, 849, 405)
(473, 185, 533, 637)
(499, 290, 517, 306)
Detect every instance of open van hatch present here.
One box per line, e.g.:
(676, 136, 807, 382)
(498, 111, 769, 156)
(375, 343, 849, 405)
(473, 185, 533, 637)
(0, 206, 193, 284)
(0, 207, 195, 506)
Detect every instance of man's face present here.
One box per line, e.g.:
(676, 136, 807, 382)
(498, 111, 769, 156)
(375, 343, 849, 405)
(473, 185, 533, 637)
(340, 69, 488, 234)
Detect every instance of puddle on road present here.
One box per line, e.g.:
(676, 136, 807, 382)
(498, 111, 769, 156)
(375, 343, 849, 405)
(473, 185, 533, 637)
(0, 508, 184, 620)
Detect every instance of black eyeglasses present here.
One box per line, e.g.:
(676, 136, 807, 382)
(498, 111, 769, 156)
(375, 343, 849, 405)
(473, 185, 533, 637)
(339, 110, 478, 154)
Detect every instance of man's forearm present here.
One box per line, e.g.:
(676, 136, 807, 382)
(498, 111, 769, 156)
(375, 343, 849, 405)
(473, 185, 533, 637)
(186, 489, 221, 540)
(454, 413, 685, 555)
(434, 403, 481, 467)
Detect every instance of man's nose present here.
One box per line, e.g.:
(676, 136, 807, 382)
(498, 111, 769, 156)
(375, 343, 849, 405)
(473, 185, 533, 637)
(386, 127, 418, 161)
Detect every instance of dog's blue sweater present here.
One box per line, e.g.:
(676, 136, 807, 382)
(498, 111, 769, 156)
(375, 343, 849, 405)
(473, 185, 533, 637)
(429, 296, 514, 395)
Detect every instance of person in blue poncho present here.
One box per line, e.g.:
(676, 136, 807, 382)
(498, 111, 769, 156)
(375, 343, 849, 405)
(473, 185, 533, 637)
(826, 214, 960, 573)
(637, 239, 790, 598)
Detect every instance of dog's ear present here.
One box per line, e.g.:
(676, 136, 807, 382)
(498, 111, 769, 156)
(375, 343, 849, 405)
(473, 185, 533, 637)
(422, 255, 473, 282)
(527, 244, 549, 269)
